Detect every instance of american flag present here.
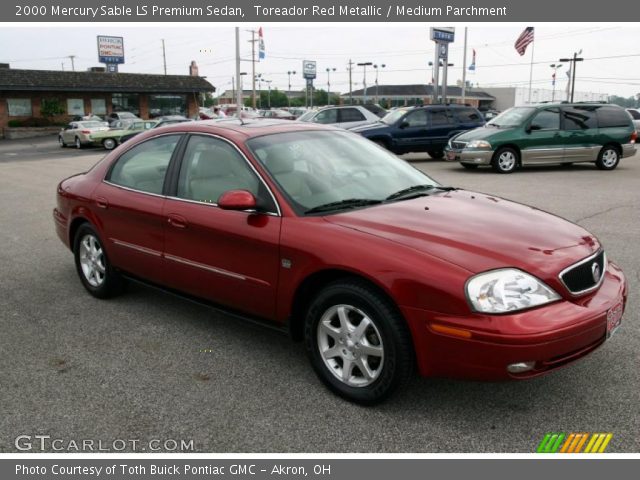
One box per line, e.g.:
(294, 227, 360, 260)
(514, 27, 534, 56)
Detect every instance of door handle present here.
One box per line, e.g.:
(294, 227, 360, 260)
(95, 197, 109, 209)
(167, 214, 188, 229)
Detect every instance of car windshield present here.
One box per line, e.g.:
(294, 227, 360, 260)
(487, 107, 536, 127)
(247, 130, 438, 215)
(380, 108, 409, 125)
(297, 111, 316, 122)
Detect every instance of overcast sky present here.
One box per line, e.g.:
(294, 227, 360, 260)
(1, 25, 639, 98)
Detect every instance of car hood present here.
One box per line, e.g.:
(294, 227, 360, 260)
(348, 121, 388, 133)
(453, 126, 516, 143)
(325, 190, 600, 280)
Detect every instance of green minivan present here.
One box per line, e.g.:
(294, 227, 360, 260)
(444, 103, 637, 173)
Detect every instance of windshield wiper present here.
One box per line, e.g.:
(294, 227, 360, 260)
(487, 123, 500, 128)
(385, 184, 457, 202)
(304, 198, 382, 215)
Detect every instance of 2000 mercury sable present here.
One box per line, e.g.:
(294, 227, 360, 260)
(53, 120, 627, 404)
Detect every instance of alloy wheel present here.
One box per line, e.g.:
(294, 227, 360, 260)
(78, 234, 106, 287)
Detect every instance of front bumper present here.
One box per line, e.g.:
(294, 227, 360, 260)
(444, 147, 494, 165)
(402, 261, 627, 380)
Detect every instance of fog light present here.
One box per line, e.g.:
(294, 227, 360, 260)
(507, 361, 536, 374)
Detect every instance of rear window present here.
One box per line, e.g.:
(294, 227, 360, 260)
(596, 107, 632, 128)
(563, 107, 597, 130)
(339, 108, 366, 122)
(627, 109, 640, 120)
(453, 108, 482, 123)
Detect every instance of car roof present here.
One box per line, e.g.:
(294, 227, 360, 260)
(133, 119, 341, 142)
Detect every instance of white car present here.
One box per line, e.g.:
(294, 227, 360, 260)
(58, 121, 109, 149)
(626, 108, 640, 133)
(298, 106, 381, 129)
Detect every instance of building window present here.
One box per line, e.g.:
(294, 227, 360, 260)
(7, 98, 32, 116)
(148, 94, 187, 118)
(67, 98, 84, 116)
(112, 93, 140, 116)
(91, 98, 107, 115)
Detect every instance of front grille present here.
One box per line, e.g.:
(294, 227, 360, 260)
(451, 141, 467, 150)
(560, 250, 606, 295)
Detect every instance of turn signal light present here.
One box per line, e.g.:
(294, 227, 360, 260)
(430, 323, 472, 339)
(631, 131, 637, 144)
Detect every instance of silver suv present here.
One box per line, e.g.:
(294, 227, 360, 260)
(298, 106, 380, 129)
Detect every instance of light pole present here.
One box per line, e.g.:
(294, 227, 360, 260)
(255, 74, 262, 109)
(326, 67, 336, 106)
(550, 63, 563, 102)
(287, 70, 296, 108)
(264, 80, 272, 108)
(357, 62, 372, 104)
(239, 72, 247, 108)
(559, 51, 583, 103)
(373, 64, 386, 105)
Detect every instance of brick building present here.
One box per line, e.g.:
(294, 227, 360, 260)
(0, 65, 215, 133)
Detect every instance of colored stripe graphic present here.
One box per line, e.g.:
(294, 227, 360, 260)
(537, 433, 613, 453)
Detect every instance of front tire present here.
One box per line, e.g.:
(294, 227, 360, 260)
(596, 145, 620, 170)
(492, 147, 519, 173)
(428, 149, 444, 159)
(58, 136, 67, 148)
(102, 138, 117, 150)
(304, 279, 414, 405)
(74, 224, 123, 299)
(74, 137, 82, 149)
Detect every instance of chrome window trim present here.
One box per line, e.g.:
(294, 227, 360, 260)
(558, 250, 607, 296)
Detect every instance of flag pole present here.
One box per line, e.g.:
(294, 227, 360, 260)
(527, 38, 535, 104)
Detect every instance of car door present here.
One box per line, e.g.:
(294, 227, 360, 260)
(520, 107, 564, 164)
(393, 109, 429, 152)
(63, 122, 77, 143)
(561, 106, 600, 162)
(162, 134, 281, 319)
(92, 134, 183, 283)
(337, 107, 368, 129)
(425, 108, 456, 151)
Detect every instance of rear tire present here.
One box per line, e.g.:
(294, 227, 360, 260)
(74, 137, 82, 149)
(492, 147, 519, 173)
(304, 279, 414, 405)
(102, 138, 117, 150)
(427, 150, 444, 159)
(74, 224, 124, 299)
(595, 145, 620, 170)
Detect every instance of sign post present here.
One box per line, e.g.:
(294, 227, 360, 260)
(302, 60, 317, 108)
(429, 28, 455, 104)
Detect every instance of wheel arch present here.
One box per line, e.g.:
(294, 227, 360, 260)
(288, 268, 400, 342)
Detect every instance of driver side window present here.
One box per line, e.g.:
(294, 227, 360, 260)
(313, 109, 338, 124)
(403, 110, 428, 127)
(530, 108, 560, 130)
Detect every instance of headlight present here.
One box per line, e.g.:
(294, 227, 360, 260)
(466, 269, 560, 313)
(467, 140, 492, 149)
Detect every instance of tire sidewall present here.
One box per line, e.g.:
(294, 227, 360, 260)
(304, 282, 410, 404)
(596, 146, 620, 170)
(75, 137, 82, 149)
(73, 224, 119, 299)
(492, 147, 519, 173)
(103, 138, 116, 150)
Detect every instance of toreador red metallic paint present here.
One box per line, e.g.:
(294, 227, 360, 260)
(53, 120, 627, 387)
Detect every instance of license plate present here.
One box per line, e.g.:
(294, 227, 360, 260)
(446, 151, 456, 161)
(606, 300, 624, 338)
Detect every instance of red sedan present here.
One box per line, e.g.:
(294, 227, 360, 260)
(53, 119, 627, 404)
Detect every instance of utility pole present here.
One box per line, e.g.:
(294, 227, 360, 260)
(461, 27, 468, 104)
(357, 62, 372, 104)
(348, 59, 354, 105)
(247, 29, 258, 109)
(235, 27, 242, 116)
(68, 55, 76, 71)
(161, 39, 167, 75)
(559, 51, 584, 103)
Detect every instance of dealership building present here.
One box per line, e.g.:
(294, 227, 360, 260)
(0, 63, 215, 135)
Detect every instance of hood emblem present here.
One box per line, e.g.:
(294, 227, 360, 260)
(591, 262, 601, 284)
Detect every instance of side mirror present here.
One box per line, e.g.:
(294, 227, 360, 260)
(526, 124, 541, 133)
(399, 120, 410, 129)
(218, 190, 257, 211)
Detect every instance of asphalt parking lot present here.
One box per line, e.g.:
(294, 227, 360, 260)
(0, 136, 638, 453)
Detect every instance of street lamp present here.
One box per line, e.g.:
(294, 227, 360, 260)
(550, 64, 563, 102)
(255, 73, 262, 109)
(373, 64, 386, 105)
(264, 80, 272, 109)
(239, 72, 247, 109)
(559, 50, 583, 103)
(357, 62, 373, 104)
(287, 70, 296, 108)
(326, 67, 336, 106)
